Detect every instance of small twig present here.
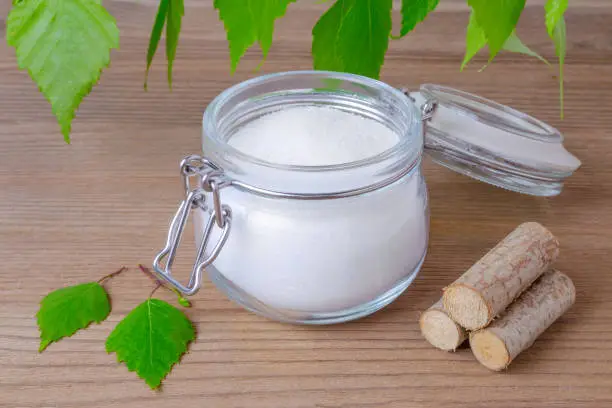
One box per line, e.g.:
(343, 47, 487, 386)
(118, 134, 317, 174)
(139, 264, 191, 307)
(149, 282, 162, 298)
(98, 267, 128, 284)
(138, 264, 164, 286)
(140, 264, 164, 298)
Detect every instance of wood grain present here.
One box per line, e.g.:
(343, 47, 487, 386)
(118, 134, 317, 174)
(1, 1, 612, 407)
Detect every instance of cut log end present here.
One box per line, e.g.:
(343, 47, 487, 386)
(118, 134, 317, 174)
(469, 270, 575, 371)
(443, 284, 490, 330)
(420, 309, 466, 351)
(469, 330, 511, 371)
(442, 222, 559, 330)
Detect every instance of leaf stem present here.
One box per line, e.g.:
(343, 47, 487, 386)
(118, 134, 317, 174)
(139, 264, 191, 307)
(149, 283, 163, 298)
(98, 267, 128, 284)
(141, 263, 163, 298)
(139, 264, 164, 285)
(559, 62, 564, 119)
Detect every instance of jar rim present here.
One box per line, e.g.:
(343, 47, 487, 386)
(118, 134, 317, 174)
(202, 70, 421, 173)
(420, 84, 563, 143)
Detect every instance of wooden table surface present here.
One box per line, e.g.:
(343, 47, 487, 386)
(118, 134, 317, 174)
(1, 1, 612, 407)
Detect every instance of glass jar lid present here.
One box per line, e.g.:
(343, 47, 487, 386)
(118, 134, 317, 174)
(408, 84, 581, 197)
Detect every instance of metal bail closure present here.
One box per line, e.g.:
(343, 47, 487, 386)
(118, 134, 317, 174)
(153, 156, 232, 296)
(405, 84, 581, 197)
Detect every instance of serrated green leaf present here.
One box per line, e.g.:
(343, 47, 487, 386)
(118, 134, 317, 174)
(467, 0, 526, 60)
(37, 282, 110, 352)
(145, 0, 169, 89)
(214, 0, 295, 73)
(461, 11, 487, 71)
(397, 0, 439, 38)
(144, 0, 183, 89)
(6, 0, 119, 143)
(312, 0, 393, 79)
(545, 0, 568, 37)
(311, 0, 345, 73)
(545, 2, 567, 118)
(503, 32, 550, 66)
(462, 12, 549, 72)
(166, 0, 184, 87)
(106, 298, 195, 389)
(552, 17, 566, 118)
(478, 32, 551, 72)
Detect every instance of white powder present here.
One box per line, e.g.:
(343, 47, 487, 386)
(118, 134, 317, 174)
(228, 106, 399, 165)
(197, 105, 428, 314)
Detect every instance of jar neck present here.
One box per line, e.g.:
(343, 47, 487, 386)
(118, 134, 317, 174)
(202, 71, 422, 196)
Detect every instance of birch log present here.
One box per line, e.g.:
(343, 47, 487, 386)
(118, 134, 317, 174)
(443, 222, 559, 330)
(469, 270, 576, 371)
(420, 299, 467, 351)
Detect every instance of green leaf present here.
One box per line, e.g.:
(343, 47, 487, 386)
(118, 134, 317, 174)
(552, 17, 566, 118)
(467, 0, 526, 60)
(397, 0, 439, 38)
(214, 0, 295, 73)
(312, 0, 393, 79)
(166, 0, 184, 87)
(145, 0, 169, 89)
(6, 0, 119, 143)
(37, 282, 111, 352)
(545, 0, 568, 37)
(478, 32, 551, 72)
(461, 12, 549, 71)
(144, 0, 184, 89)
(545, 2, 567, 118)
(461, 11, 487, 71)
(312, 1, 346, 73)
(106, 298, 195, 389)
(177, 295, 191, 308)
(502, 32, 550, 66)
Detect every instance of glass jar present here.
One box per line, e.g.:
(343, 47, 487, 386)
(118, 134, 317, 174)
(153, 71, 580, 325)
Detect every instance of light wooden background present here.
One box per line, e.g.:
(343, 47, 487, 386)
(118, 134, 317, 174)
(1, 1, 612, 407)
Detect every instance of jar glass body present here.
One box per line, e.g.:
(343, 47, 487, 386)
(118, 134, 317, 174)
(197, 71, 428, 324)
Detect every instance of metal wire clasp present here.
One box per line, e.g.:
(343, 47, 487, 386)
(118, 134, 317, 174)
(421, 99, 438, 122)
(399, 87, 438, 129)
(152, 155, 232, 296)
